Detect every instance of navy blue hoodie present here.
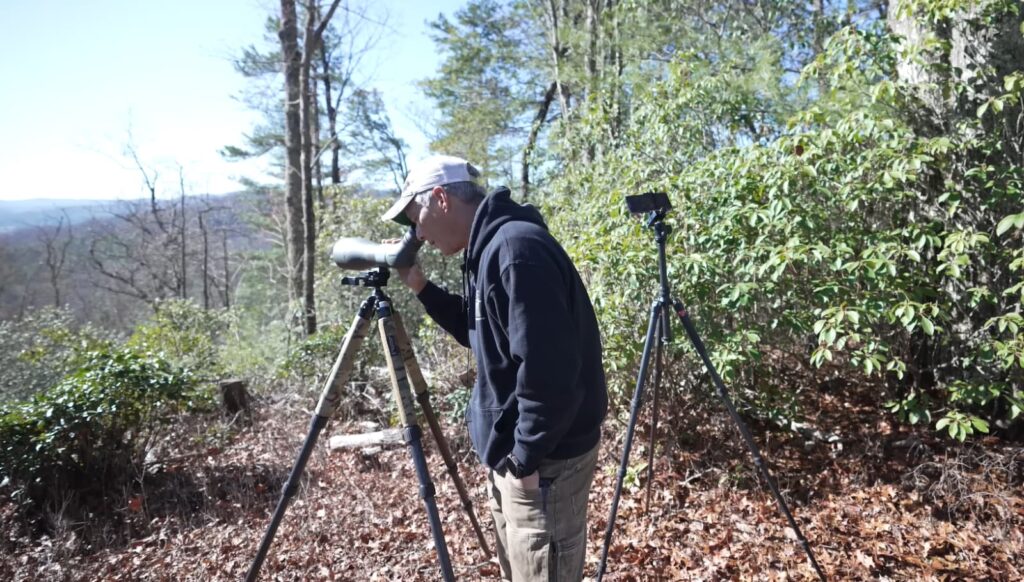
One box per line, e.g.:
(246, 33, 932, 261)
(417, 187, 608, 474)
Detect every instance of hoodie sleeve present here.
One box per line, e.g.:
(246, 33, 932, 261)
(417, 281, 470, 347)
(495, 258, 583, 475)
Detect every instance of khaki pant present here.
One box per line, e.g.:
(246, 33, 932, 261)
(488, 444, 600, 582)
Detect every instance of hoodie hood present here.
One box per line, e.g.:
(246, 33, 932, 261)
(466, 187, 547, 273)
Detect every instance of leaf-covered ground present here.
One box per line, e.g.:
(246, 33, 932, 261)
(2, 382, 1021, 581)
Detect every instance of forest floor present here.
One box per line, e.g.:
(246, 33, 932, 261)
(1, 376, 1022, 581)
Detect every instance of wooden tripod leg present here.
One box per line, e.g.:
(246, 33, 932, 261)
(314, 298, 376, 418)
(391, 311, 493, 560)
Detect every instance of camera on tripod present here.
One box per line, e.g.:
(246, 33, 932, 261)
(624, 191, 671, 215)
(596, 189, 826, 582)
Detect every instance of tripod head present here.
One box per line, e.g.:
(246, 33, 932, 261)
(340, 267, 390, 288)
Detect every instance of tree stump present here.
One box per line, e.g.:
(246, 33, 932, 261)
(219, 379, 251, 419)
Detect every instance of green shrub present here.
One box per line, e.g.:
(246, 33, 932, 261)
(0, 347, 202, 510)
(277, 322, 352, 384)
(127, 298, 229, 381)
(0, 307, 115, 403)
(548, 15, 1023, 440)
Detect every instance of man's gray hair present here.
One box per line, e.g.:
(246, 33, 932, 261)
(414, 181, 486, 206)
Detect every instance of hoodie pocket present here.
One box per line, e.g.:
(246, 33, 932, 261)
(466, 405, 502, 463)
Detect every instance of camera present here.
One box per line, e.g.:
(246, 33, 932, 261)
(625, 192, 671, 214)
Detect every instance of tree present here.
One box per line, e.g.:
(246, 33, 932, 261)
(344, 88, 408, 190)
(297, 0, 345, 336)
(36, 212, 74, 308)
(420, 1, 848, 198)
(318, 3, 383, 186)
(79, 140, 249, 328)
(421, 0, 549, 189)
(279, 0, 306, 327)
(231, 0, 385, 337)
(86, 145, 190, 308)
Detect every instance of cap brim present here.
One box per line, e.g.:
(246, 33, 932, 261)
(381, 192, 414, 226)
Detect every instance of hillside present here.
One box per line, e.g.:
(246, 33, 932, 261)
(0, 199, 109, 234)
(1, 379, 1020, 581)
(0, 190, 268, 326)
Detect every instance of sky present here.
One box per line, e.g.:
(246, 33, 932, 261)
(0, 0, 463, 202)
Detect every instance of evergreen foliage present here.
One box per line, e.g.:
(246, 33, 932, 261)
(0, 308, 115, 403)
(541, 1, 1023, 439)
(0, 347, 203, 512)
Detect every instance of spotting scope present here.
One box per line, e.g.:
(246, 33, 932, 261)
(330, 226, 424, 270)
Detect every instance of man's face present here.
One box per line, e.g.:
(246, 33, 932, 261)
(403, 188, 466, 256)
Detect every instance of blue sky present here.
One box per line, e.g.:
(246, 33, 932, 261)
(0, 0, 463, 201)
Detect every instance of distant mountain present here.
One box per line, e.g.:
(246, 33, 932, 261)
(0, 199, 113, 233)
(0, 193, 250, 234)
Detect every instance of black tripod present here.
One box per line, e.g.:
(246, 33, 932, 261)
(595, 194, 826, 581)
(245, 268, 490, 582)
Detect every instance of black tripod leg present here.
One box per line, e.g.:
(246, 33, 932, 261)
(671, 301, 827, 581)
(596, 301, 663, 582)
(245, 300, 376, 582)
(404, 425, 455, 577)
(377, 301, 456, 582)
(245, 414, 327, 582)
(644, 315, 665, 514)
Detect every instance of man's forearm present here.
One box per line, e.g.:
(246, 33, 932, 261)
(417, 281, 471, 346)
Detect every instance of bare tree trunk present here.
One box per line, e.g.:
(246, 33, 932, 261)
(584, 0, 601, 162)
(199, 211, 210, 310)
(608, 0, 624, 140)
(888, 0, 1024, 132)
(586, 0, 599, 96)
(126, 142, 167, 235)
(300, 2, 319, 336)
(178, 167, 187, 300)
(222, 230, 231, 309)
(542, 0, 571, 117)
(521, 82, 557, 202)
(301, 5, 319, 336)
(40, 213, 73, 308)
(310, 48, 324, 209)
(812, 0, 828, 96)
(296, 0, 343, 336)
(280, 0, 305, 321)
(320, 45, 342, 185)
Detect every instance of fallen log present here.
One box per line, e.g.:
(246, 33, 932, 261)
(328, 428, 404, 452)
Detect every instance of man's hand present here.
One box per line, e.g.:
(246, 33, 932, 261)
(396, 263, 427, 294)
(383, 237, 428, 294)
(509, 471, 540, 490)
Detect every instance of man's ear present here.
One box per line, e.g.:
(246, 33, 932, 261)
(431, 186, 449, 212)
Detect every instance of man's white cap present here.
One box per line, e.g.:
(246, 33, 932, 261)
(381, 155, 481, 226)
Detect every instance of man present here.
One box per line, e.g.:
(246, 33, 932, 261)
(382, 155, 608, 581)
